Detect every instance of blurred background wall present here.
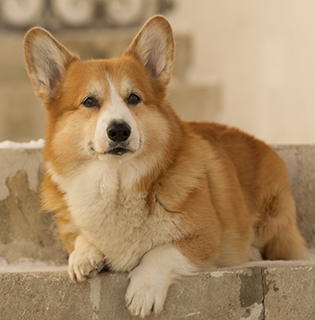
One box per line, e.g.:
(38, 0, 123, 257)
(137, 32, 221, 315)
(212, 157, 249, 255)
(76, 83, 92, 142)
(1, 0, 315, 144)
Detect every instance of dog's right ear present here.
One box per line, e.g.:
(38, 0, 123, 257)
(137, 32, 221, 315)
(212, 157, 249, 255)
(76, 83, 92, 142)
(124, 15, 175, 88)
(24, 28, 76, 101)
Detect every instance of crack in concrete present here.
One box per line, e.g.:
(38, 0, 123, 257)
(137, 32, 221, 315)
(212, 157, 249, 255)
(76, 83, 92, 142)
(260, 268, 266, 320)
(16, 196, 31, 228)
(239, 268, 266, 320)
(89, 276, 101, 320)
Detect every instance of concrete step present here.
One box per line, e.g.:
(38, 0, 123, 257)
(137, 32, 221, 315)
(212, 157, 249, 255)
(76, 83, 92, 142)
(0, 143, 315, 319)
(0, 258, 314, 320)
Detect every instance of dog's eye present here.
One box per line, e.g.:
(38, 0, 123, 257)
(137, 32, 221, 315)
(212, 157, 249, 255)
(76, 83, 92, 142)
(82, 96, 99, 108)
(127, 93, 141, 105)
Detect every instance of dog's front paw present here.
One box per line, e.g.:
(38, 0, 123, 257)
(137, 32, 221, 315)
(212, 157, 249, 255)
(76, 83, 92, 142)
(125, 266, 169, 318)
(68, 246, 105, 282)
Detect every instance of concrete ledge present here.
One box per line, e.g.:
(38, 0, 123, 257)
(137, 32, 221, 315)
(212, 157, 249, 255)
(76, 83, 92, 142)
(0, 259, 315, 320)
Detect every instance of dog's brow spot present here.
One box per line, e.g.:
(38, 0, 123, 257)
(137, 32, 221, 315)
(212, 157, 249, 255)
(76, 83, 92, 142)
(88, 82, 104, 98)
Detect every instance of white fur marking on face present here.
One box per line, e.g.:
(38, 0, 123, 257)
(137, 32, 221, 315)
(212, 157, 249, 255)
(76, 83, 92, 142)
(94, 75, 140, 154)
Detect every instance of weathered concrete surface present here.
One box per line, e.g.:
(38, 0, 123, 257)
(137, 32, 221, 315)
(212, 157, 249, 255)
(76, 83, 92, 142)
(263, 265, 315, 320)
(0, 148, 67, 264)
(0, 148, 42, 200)
(0, 267, 263, 320)
(0, 269, 92, 320)
(0, 261, 314, 320)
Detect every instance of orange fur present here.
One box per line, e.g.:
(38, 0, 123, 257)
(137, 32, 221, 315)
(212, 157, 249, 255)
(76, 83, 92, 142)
(24, 14, 307, 317)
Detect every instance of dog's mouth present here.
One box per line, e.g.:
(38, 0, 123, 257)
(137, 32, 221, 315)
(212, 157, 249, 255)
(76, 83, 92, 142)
(89, 139, 142, 159)
(89, 143, 132, 158)
(107, 147, 130, 156)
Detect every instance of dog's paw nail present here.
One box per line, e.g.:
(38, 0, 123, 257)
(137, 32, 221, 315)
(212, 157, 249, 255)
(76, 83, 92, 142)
(85, 269, 94, 276)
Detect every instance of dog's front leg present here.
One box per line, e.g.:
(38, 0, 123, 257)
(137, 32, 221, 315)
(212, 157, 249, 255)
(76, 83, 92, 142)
(68, 234, 105, 282)
(125, 244, 198, 318)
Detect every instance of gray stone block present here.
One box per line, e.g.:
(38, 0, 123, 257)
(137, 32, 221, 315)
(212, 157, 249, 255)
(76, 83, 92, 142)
(263, 265, 315, 320)
(1, 262, 314, 320)
(0, 148, 67, 265)
(0, 270, 92, 320)
(0, 267, 265, 320)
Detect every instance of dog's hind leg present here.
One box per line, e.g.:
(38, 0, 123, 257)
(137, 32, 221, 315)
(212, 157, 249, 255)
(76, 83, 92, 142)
(255, 191, 308, 261)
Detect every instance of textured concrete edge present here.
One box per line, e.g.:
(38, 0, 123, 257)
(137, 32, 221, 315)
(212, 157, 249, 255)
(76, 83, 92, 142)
(0, 268, 261, 320)
(0, 148, 43, 201)
(0, 158, 68, 264)
(1, 261, 315, 320)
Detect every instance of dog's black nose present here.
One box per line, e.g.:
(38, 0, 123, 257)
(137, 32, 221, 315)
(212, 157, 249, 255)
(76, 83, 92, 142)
(107, 121, 131, 142)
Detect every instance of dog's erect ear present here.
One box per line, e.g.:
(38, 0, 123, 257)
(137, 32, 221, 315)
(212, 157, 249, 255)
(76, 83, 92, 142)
(24, 27, 76, 101)
(125, 15, 175, 87)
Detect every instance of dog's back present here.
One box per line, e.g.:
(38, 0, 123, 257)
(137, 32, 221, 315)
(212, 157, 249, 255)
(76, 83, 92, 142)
(188, 121, 307, 263)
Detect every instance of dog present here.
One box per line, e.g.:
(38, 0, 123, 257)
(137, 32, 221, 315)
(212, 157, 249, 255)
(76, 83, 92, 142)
(24, 15, 307, 318)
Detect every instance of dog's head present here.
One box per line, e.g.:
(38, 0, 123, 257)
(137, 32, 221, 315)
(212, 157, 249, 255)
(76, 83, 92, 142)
(24, 16, 178, 173)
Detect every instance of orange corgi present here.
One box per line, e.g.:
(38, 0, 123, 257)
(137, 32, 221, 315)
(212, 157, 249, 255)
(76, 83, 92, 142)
(24, 15, 307, 318)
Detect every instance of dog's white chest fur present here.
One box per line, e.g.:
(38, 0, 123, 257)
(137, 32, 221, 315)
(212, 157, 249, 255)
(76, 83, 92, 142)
(50, 160, 178, 272)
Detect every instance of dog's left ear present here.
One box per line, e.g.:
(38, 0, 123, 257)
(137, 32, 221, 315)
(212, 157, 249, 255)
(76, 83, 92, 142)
(24, 27, 77, 103)
(125, 15, 175, 87)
